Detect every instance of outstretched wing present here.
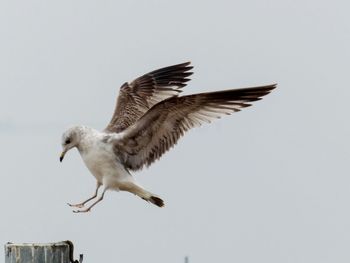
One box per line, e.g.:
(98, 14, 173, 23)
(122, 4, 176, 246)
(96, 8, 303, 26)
(113, 84, 276, 171)
(105, 62, 193, 133)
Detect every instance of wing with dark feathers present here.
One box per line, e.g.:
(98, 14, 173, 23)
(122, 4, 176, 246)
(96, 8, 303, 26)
(113, 84, 276, 171)
(105, 62, 193, 133)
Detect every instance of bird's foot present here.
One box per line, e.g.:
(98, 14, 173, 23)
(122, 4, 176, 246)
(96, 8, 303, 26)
(67, 202, 84, 208)
(73, 208, 91, 213)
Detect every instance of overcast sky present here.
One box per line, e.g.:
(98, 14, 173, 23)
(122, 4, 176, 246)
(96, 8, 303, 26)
(1, 1, 349, 263)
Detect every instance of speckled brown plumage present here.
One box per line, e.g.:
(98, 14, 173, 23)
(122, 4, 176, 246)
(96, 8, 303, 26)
(113, 84, 276, 171)
(105, 62, 193, 133)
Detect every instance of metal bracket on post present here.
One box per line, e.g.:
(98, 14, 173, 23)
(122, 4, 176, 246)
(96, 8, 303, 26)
(64, 240, 83, 263)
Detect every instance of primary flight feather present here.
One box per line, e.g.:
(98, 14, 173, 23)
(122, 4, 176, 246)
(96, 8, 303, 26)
(60, 62, 276, 212)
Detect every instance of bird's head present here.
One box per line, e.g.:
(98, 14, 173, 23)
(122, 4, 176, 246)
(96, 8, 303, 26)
(60, 126, 83, 162)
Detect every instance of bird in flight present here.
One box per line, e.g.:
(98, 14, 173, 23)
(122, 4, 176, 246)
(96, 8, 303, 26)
(60, 62, 276, 213)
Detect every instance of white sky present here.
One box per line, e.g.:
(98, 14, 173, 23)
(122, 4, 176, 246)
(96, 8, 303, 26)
(0, 1, 349, 263)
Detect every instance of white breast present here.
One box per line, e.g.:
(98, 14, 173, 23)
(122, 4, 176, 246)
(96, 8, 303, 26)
(76, 130, 133, 190)
(79, 140, 117, 180)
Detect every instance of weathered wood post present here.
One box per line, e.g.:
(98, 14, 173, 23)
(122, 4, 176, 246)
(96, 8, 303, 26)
(4, 241, 83, 263)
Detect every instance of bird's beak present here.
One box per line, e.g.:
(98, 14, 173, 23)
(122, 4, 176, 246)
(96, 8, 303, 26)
(60, 151, 66, 162)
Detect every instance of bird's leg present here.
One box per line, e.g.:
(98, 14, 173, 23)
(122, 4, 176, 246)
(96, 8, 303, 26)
(73, 188, 107, 213)
(67, 182, 101, 208)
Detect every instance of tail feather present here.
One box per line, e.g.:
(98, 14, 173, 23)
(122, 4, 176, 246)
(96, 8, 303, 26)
(149, 196, 165, 207)
(129, 183, 165, 207)
(142, 195, 165, 207)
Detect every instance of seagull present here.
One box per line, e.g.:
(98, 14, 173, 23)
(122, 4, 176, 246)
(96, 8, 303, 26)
(60, 62, 276, 213)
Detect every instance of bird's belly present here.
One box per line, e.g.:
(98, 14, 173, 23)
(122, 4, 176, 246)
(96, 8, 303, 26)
(81, 149, 126, 184)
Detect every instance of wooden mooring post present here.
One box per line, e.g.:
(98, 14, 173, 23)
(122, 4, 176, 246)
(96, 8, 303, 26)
(4, 241, 83, 263)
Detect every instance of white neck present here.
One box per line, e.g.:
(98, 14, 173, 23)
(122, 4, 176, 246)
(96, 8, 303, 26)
(75, 126, 102, 153)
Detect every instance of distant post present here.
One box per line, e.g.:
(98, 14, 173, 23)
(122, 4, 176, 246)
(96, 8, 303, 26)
(4, 241, 83, 263)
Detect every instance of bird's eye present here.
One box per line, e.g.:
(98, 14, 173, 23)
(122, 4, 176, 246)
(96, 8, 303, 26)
(65, 139, 71, 144)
